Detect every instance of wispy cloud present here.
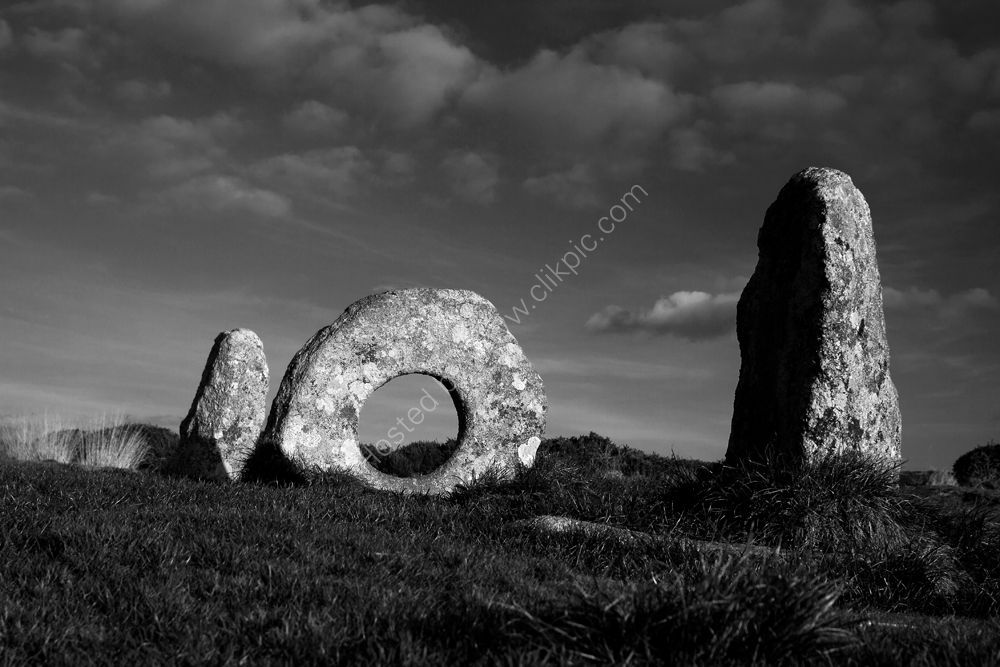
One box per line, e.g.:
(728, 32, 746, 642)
(162, 174, 292, 218)
(883, 286, 998, 318)
(586, 291, 740, 341)
(440, 150, 499, 205)
(532, 355, 714, 382)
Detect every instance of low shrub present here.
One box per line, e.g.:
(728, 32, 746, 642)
(953, 441, 1000, 487)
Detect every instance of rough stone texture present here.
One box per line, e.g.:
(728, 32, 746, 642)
(176, 329, 269, 481)
(726, 167, 901, 466)
(260, 288, 547, 494)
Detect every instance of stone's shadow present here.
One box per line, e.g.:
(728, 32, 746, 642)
(240, 436, 307, 486)
(160, 435, 230, 483)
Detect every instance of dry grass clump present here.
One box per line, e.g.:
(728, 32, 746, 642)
(0, 413, 149, 470)
(0, 414, 75, 463)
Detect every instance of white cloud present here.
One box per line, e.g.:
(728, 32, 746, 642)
(165, 174, 291, 218)
(114, 79, 172, 103)
(589, 22, 691, 79)
(441, 151, 499, 205)
(22, 27, 87, 59)
(281, 100, 349, 136)
(0, 185, 32, 201)
(523, 163, 599, 209)
(357, 24, 478, 127)
(532, 356, 712, 382)
(249, 147, 373, 199)
(379, 151, 416, 186)
(711, 81, 846, 116)
(98, 0, 479, 128)
(110, 112, 243, 180)
(587, 291, 740, 341)
(85, 191, 119, 205)
(462, 48, 687, 147)
(968, 109, 1000, 133)
(666, 126, 733, 172)
(809, 0, 877, 44)
(0, 19, 12, 51)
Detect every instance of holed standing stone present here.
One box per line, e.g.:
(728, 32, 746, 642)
(175, 329, 269, 481)
(259, 288, 547, 494)
(726, 167, 901, 465)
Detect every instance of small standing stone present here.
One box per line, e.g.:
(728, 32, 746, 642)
(175, 329, 269, 481)
(726, 167, 901, 465)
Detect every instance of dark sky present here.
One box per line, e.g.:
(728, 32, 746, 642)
(1, 0, 998, 468)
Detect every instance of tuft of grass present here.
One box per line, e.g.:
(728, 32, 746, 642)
(0, 413, 150, 470)
(514, 555, 858, 665)
(73, 415, 150, 470)
(0, 413, 74, 463)
(693, 452, 909, 553)
(832, 537, 966, 613)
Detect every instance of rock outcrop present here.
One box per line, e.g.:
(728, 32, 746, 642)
(174, 329, 269, 481)
(726, 167, 901, 466)
(260, 288, 547, 494)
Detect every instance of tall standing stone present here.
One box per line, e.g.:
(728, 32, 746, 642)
(726, 167, 901, 465)
(174, 329, 269, 481)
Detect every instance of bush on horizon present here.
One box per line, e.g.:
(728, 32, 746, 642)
(953, 441, 1000, 487)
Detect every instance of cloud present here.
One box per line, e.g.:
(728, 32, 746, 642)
(809, 0, 877, 43)
(114, 79, 172, 103)
(440, 151, 499, 205)
(164, 174, 291, 218)
(523, 163, 599, 209)
(350, 23, 478, 127)
(108, 112, 243, 180)
(968, 109, 1000, 133)
(22, 27, 87, 59)
(532, 356, 712, 382)
(0, 185, 33, 201)
(883, 286, 998, 318)
(98, 0, 479, 128)
(281, 100, 349, 136)
(85, 191, 119, 205)
(379, 151, 416, 186)
(0, 19, 12, 51)
(588, 22, 691, 79)
(587, 291, 740, 341)
(711, 81, 846, 116)
(665, 126, 733, 172)
(248, 147, 373, 199)
(462, 47, 687, 147)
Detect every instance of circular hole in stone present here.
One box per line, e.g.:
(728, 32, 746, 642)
(358, 373, 461, 477)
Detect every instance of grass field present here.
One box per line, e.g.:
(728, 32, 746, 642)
(2, 429, 999, 664)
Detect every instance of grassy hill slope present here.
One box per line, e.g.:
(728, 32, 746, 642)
(2, 432, 999, 664)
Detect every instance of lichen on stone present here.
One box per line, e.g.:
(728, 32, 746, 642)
(258, 288, 547, 494)
(726, 167, 902, 467)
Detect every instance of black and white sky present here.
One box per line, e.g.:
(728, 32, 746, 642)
(1, 0, 998, 468)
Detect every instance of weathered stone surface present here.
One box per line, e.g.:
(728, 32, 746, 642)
(176, 329, 269, 481)
(726, 167, 901, 465)
(260, 288, 546, 494)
